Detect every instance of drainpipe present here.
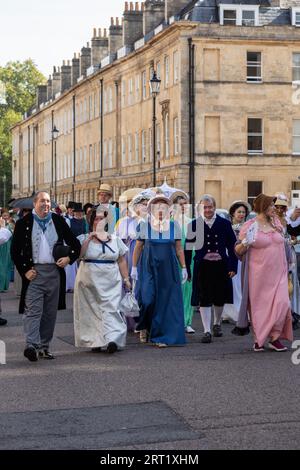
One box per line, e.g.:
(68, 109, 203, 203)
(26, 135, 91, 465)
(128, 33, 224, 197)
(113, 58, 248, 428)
(188, 38, 195, 217)
(100, 78, 104, 181)
(72, 95, 76, 200)
(28, 126, 31, 195)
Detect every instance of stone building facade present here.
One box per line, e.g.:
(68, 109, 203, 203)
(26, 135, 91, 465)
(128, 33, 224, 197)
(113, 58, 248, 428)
(11, 0, 300, 208)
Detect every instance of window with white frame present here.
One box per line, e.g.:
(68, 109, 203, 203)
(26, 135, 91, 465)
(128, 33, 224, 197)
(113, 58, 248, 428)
(248, 118, 263, 154)
(173, 51, 179, 84)
(128, 78, 133, 105)
(103, 140, 107, 169)
(142, 71, 147, 100)
(122, 136, 126, 164)
(156, 61, 161, 79)
(79, 148, 83, 174)
(223, 9, 236, 25)
(89, 95, 93, 120)
(165, 56, 170, 87)
(94, 143, 97, 170)
(293, 120, 300, 154)
(109, 87, 113, 112)
(293, 53, 300, 81)
(122, 80, 126, 107)
(103, 90, 107, 114)
(84, 98, 87, 122)
(128, 134, 133, 163)
(135, 132, 139, 162)
(83, 146, 87, 172)
(149, 128, 153, 162)
(108, 139, 113, 168)
(174, 117, 179, 155)
(164, 113, 170, 158)
(135, 74, 140, 101)
(292, 8, 300, 26)
(247, 52, 262, 82)
(80, 102, 83, 124)
(220, 5, 259, 26)
(248, 181, 263, 208)
(142, 130, 147, 162)
(94, 93, 97, 118)
(242, 10, 255, 26)
(64, 154, 67, 179)
(89, 144, 93, 172)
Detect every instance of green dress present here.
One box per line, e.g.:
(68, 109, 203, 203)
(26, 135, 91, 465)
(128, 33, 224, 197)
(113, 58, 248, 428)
(0, 224, 13, 292)
(174, 215, 194, 328)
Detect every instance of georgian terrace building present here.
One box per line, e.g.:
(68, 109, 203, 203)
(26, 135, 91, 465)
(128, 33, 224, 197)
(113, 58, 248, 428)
(11, 0, 300, 208)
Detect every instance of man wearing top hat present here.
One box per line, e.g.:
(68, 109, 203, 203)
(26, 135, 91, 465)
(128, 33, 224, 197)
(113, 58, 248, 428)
(97, 183, 118, 234)
(65, 201, 75, 220)
(69, 203, 89, 238)
(11, 191, 81, 362)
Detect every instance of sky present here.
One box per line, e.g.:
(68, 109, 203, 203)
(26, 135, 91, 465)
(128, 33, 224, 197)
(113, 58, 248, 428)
(0, 0, 126, 78)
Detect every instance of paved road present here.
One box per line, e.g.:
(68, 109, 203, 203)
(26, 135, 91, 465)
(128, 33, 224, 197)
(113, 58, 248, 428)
(0, 287, 300, 450)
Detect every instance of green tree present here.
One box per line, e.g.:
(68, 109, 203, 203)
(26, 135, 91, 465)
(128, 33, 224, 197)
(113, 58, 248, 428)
(0, 59, 46, 205)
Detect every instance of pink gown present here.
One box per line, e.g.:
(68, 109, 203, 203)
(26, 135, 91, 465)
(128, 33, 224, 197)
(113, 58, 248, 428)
(240, 218, 293, 346)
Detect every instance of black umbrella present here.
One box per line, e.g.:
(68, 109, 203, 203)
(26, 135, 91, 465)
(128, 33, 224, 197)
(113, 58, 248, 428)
(9, 196, 57, 210)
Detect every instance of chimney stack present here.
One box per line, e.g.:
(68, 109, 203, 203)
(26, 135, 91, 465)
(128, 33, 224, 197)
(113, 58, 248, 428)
(36, 85, 47, 107)
(109, 17, 123, 55)
(80, 43, 92, 77)
(60, 60, 72, 93)
(123, 2, 144, 47)
(52, 66, 61, 98)
(143, 0, 165, 36)
(72, 53, 80, 86)
(47, 75, 52, 101)
(91, 28, 109, 66)
(165, 0, 186, 22)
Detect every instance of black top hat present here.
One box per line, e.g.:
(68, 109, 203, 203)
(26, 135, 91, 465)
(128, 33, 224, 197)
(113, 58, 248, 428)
(83, 203, 94, 214)
(73, 202, 84, 212)
(67, 201, 76, 209)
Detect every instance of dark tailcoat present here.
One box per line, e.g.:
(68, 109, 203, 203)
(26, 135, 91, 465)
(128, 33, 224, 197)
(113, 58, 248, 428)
(184, 215, 238, 307)
(11, 213, 81, 313)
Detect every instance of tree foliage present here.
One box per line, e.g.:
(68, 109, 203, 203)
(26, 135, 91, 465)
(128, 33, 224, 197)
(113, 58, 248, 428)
(0, 59, 46, 202)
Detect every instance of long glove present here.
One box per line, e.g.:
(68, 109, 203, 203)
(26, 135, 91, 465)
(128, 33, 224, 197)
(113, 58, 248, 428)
(131, 266, 138, 281)
(181, 268, 188, 285)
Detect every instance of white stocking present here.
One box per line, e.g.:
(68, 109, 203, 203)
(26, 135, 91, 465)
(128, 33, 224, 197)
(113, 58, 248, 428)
(200, 307, 212, 333)
(214, 306, 224, 326)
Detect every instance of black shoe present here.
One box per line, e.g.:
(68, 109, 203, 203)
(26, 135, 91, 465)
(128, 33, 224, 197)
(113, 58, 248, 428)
(0, 317, 7, 326)
(201, 332, 212, 344)
(91, 347, 102, 353)
(213, 324, 223, 337)
(107, 342, 118, 354)
(24, 346, 38, 362)
(38, 349, 55, 360)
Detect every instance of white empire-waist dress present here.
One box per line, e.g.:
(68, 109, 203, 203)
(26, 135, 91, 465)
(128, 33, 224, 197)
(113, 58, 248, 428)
(73, 234, 128, 349)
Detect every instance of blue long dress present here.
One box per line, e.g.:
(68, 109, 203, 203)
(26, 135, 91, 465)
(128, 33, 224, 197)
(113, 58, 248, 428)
(136, 220, 186, 346)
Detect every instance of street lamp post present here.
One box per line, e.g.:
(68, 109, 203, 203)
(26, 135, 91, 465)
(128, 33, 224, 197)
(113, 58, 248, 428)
(149, 71, 161, 187)
(51, 125, 59, 201)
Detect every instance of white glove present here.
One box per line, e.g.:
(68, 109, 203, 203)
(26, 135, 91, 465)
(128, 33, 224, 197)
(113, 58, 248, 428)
(131, 266, 138, 281)
(243, 222, 258, 246)
(181, 268, 188, 285)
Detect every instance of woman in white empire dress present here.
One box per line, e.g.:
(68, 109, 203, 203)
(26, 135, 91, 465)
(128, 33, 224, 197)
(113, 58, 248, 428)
(74, 205, 131, 354)
(222, 201, 250, 323)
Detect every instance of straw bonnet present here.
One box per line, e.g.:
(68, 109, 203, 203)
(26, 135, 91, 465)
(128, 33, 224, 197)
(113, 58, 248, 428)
(147, 194, 172, 213)
(97, 183, 113, 195)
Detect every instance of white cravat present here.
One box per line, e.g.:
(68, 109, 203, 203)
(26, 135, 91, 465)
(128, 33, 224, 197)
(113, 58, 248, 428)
(36, 232, 55, 264)
(204, 214, 217, 228)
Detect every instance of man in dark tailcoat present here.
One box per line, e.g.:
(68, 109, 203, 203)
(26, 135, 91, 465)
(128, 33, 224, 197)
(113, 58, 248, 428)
(185, 195, 237, 343)
(11, 192, 80, 362)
